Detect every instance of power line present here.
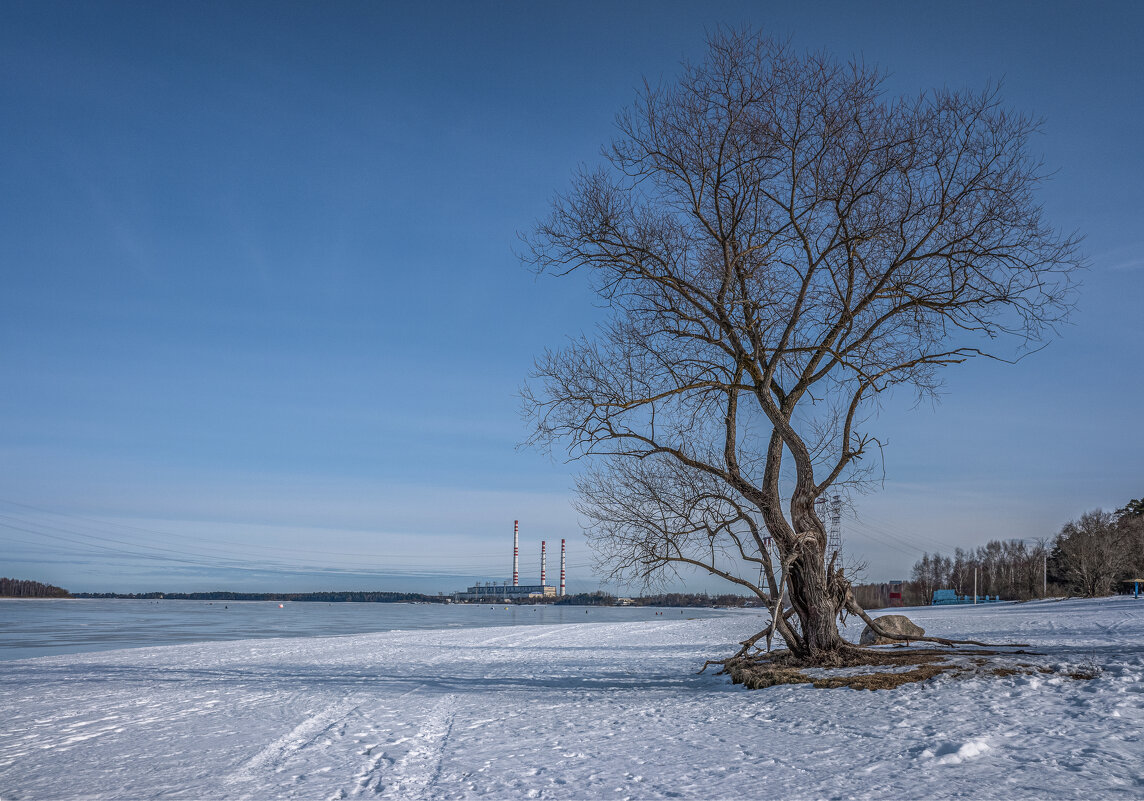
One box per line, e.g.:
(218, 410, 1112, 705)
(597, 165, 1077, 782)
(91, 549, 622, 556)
(0, 514, 528, 579)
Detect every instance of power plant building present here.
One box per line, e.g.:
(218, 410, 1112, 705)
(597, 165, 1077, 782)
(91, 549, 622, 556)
(454, 583, 557, 601)
(454, 523, 565, 602)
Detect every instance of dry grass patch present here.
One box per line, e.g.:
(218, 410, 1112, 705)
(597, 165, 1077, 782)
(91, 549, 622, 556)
(725, 648, 959, 691)
(810, 664, 953, 690)
(722, 647, 1093, 691)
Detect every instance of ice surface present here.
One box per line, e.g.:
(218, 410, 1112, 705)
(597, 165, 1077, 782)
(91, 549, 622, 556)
(0, 598, 731, 661)
(1, 597, 1142, 799)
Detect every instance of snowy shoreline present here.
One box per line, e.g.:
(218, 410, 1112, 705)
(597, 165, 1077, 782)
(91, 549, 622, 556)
(2, 597, 1141, 799)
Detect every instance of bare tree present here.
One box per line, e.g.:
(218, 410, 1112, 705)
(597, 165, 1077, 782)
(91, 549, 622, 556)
(950, 547, 972, 596)
(1116, 499, 1144, 579)
(523, 29, 1080, 663)
(1053, 510, 1132, 597)
(910, 553, 951, 605)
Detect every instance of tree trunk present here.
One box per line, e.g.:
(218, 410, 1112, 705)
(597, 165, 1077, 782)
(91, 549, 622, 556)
(773, 491, 849, 661)
(785, 544, 847, 660)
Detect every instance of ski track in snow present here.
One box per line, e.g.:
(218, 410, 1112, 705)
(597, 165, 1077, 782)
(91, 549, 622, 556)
(225, 693, 364, 796)
(2, 597, 1143, 799)
(370, 693, 457, 800)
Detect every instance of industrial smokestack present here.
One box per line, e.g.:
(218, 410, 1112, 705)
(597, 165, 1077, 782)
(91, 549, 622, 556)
(559, 538, 566, 596)
(541, 540, 547, 586)
(513, 520, 519, 586)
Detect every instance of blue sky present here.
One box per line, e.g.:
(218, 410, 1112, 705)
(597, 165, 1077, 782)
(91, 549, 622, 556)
(1, 1, 1141, 593)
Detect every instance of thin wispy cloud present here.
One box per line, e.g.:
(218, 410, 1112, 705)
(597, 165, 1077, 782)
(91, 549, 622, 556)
(1092, 243, 1144, 272)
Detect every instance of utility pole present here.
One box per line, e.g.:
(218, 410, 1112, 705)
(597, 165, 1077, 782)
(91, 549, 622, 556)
(1043, 552, 1047, 598)
(974, 567, 978, 605)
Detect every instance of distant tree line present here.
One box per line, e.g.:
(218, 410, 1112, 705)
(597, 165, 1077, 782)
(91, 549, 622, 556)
(552, 592, 617, 606)
(66, 588, 761, 606)
(290, 591, 444, 603)
(547, 591, 759, 607)
(853, 540, 1053, 608)
(627, 593, 763, 608)
(72, 590, 446, 603)
(0, 577, 70, 598)
(910, 538, 1052, 604)
(853, 496, 1144, 607)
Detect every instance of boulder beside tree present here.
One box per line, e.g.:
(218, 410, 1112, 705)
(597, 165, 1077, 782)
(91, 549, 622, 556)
(860, 615, 925, 646)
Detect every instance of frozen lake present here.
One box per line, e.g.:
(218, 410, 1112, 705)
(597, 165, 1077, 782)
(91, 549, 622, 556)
(1, 597, 1140, 799)
(0, 598, 736, 660)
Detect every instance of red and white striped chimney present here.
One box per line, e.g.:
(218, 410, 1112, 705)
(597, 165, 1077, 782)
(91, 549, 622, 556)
(559, 538, 566, 596)
(540, 540, 547, 586)
(512, 520, 519, 586)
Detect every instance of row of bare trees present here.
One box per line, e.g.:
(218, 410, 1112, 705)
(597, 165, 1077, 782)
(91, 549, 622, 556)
(908, 540, 1050, 603)
(893, 498, 1144, 603)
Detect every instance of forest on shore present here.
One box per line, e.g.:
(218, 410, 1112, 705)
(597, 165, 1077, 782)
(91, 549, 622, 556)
(854, 497, 1144, 608)
(0, 577, 70, 598)
(71, 591, 446, 603)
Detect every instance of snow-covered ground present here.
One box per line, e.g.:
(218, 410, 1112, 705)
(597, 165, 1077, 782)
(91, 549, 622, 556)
(1, 597, 1141, 799)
